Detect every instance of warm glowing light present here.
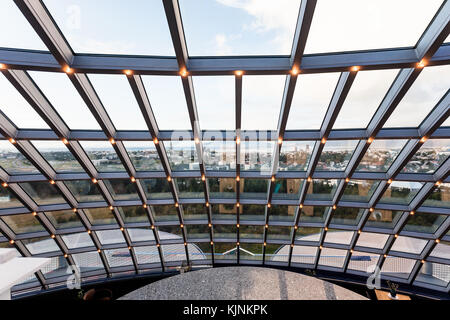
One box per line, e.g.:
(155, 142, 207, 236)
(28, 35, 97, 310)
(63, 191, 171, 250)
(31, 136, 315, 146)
(128, 246, 131, 250)
(184, 242, 187, 246)
(0, 63, 6, 69)
(167, 176, 172, 182)
(208, 223, 212, 227)
(290, 66, 300, 76)
(307, 177, 312, 182)
(264, 242, 266, 246)
(194, 137, 200, 144)
(32, 212, 37, 216)
(236, 224, 240, 228)
(332, 205, 336, 210)
(1, 182, 7, 188)
(265, 224, 268, 229)
(109, 138, 115, 145)
(120, 227, 124, 231)
(410, 211, 415, 215)
(291, 244, 294, 248)
(51, 234, 55, 239)
(236, 137, 240, 145)
(64, 254, 68, 258)
(435, 239, 440, 243)
(8, 138, 16, 144)
(319, 246, 323, 250)
(210, 241, 214, 245)
(236, 202, 240, 208)
(321, 137, 326, 144)
(394, 234, 398, 238)
(49, 180, 55, 185)
(206, 202, 209, 207)
(180, 68, 188, 77)
(236, 176, 240, 182)
(294, 225, 298, 230)
(92, 178, 98, 184)
(201, 174, 205, 181)
(271, 176, 275, 182)
(267, 203, 271, 208)
(143, 204, 147, 208)
(156, 243, 160, 247)
(417, 59, 427, 68)
(64, 66, 73, 74)
(299, 204, 303, 209)
(350, 249, 354, 253)
(62, 138, 69, 145)
(420, 136, 427, 143)
(369, 208, 374, 212)
(421, 260, 425, 264)
(435, 181, 442, 186)
(151, 225, 155, 229)
(97, 249, 101, 253)
(175, 202, 179, 207)
(153, 137, 159, 144)
(124, 69, 133, 76)
(384, 254, 387, 258)
(345, 177, 350, 183)
(387, 179, 392, 184)
(358, 230, 361, 234)
(109, 205, 113, 210)
(237, 242, 240, 246)
(367, 137, 373, 144)
(87, 230, 91, 234)
(235, 70, 243, 76)
(324, 227, 328, 231)
(72, 208, 77, 212)
(351, 66, 360, 72)
(130, 176, 136, 182)
(278, 137, 282, 145)
(180, 224, 184, 228)
(9, 240, 14, 244)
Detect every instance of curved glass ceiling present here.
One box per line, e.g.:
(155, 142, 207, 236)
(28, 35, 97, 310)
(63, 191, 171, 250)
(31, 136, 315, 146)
(0, 0, 449, 299)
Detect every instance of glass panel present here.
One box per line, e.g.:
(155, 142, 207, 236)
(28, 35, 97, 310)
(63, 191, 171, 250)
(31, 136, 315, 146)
(64, 180, 104, 203)
(379, 181, 423, 205)
(0, 186, 24, 209)
(41, 256, 69, 279)
(134, 246, 160, 265)
(182, 204, 207, 221)
(242, 75, 285, 130)
(295, 227, 322, 242)
(266, 244, 289, 263)
(291, 245, 317, 265)
(213, 225, 237, 240)
(415, 262, 450, 287)
(305, 0, 443, 54)
(104, 248, 133, 267)
(268, 205, 296, 223)
(141, 76, 191, 130)
(239, 204, 265, 222)
(88, 74, 147, 130)
(84, 207, 117, 226)
(318, 248, 347, 268)
(384, 65, 450, 127)
(62, 232, 94, 249)
(185, 224, 210, 240)
(403, 139, 450, 174)
(141, 179, 173, 200)
(403, 212, 447, 234)
(128, 227, 155, 243)
(179, 0, 301, 56)
(165, 141, 199, 171)
(239, 225, 264, 240)
(305, 179, 339, 201)
(72, 251, 104, 272)
(44, 0, 175, 55)
(240, 178, 268, 199)
(1, 214, 45, 234)
(287, 73, 340, 130)
(240, 140, 274, 172)
(341, 180, 380, 202)
(324, 230, 354, 245)
(79, 141, 125, 172)
(316, 140, 358, 171)
(103, 179, 139, 201)
(329, 207, 365, 226)
(193, 76, 234, 130)
(239, 243, 263, 261)
(208, 178, 236, 200)
(151, 205, 178, 222)
(333, 70, 399, 129)
(348, 251, 380, 272)
(266, 226, 292, 241)
(23, 236, 59, 254)
(123, 141, 163, 171)
(298, 206, 329, 224)
(175, 178, 204, 199)
(211, 204, 237, 222)
(20, 181, 65, 206)
(28, 71, 100, 129)
(0, 140, 39, 175)
(96, 229, 125, 245)
(381, 256, 416, 279)
(213, 243, 237, 261)
(391, 236, 427, 255)
(278, 141, 314, 171)
(202, 141, 236, 171)
(45, 210, 83, 229)
(161, 244, 187, 262)
(31, 140, 85, 173)
(430, 241, 450, 260)
(365, 209, 403, 229)
(189, 242, 212, 261)
(356, 232, 389, 249)
(158, 225, 183, 241)
(118, 206, 148, 224)
(272, 179, 303, 200)
(356, 139, 408, 172)
(423, 183, 450, 208)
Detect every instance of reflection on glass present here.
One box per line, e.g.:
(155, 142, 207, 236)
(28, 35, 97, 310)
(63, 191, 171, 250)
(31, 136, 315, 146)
(403, 212, 447, 234)
(268, 205, 296, 223)
(189, 242, 212, 261)
(158, 225, 183, 241)
(240, 178, 268, 199)
(62, 232, 95, 249)
(239, 204, 266, 222)
(318, 247, 347, 268)
(390, 236, 427, 255)
(415, 262, 450, 287)
(141, 179, 173, 200)
(20, 181, 65, 205)
(65, 180, 103, 203)
(279, 141, 314, 171)
(240, 141, 274, 172)
(164, 141, 199, 171)
(211, 204, 237, 222)
(305, 179, 339, 201)
(357, 139, 407, 172)
(134, 246, 161, 265)
(341, 180, 380, 202)
(0, 187, 24, 209)
(364, 209, 403, 229)
(298, 206, 329, 224)
(118, 206, 148, 224)
(423, 183, 450, 208)
(80, 141, 125, 172)
(291, 245, 318, 265)
(32, 140, 85, 173)
(379, 181, 423, 205)
(430, 241, 450, 260)
(103, 179, 139, 201)
(213, 243, 237, 260)
(128, 227, 155, 243)
(266, 226, 292, 241)
(356, 232, 389, 249)
(329, 207, 365, 226)
(84, 207, 117, 226)
(175, 178, 204, 199)
(185, 224, 210, 240)
(295, 227, 322, 242)
(123, 141, 163, 171)
(182, 204, 207, 221)
(104, 248, 133, 267)
(347, 251, 380, 272)
(240, 243, 264, 261)
(272, 179, 303, 200)
(45, 210, 83, 229)
(213, 225, 237, 240)
(266, 244, 289, 263)
(403, 139, 450, 173)
(72, 251, 105, 272)
(324, 229, 354, 245)
(41, 256, 69, 279)
(208, 178, 236, 199)
(239, 225, 264, 240)
(23, 236, 59, 254)
(316, 140, 358, 171)
(96, 229, 125, 245)
(161, 244, 187, 262)
(151, 205, 179, 222)
(1, 214, 45, 234)
(203, 141, 236, 171)
(0, 140, 39, 175)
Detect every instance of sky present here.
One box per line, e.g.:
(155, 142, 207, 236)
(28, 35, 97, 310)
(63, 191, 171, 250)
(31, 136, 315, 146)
(0, 0, 447, 133)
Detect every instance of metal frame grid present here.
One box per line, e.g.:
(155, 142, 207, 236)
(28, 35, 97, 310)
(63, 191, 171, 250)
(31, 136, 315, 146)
(0, 0, 448, 297)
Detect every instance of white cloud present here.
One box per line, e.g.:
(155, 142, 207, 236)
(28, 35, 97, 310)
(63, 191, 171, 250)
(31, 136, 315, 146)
(214, 34, 232, 55)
